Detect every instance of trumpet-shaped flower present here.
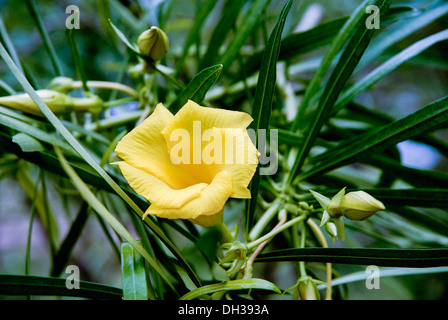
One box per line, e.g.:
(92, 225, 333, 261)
(114, 100, 259, 227)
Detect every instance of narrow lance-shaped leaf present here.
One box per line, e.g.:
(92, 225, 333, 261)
(169, 64, 223, 113)
(301, 95, 448, 180)
(287, 0, 391, 186)
(66, 28, 89, 92)
(333, 29, 448, 114)
(179, 278, 281, 300)
(200, 0, 244, 69)
(291, 0, 373, 131)
(246, 0, 292, 238)
(257, 247, 448, 267)
(175, 0, 218, 75)
(54, 146, 177, 294)
(218, 0, 271, 71)
(121, 242, 151, 300)
(24, 0, 63, 76)
(0, 274, 122, 299)
(0, 41, 201, 288)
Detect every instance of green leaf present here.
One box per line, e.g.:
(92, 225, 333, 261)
(175, 0, 218, 74)
(12, 133, 44, 152)
(334, 29, 448, 114)
(237, 16, 347, 82)
(108, 19, 140, 55)
(291, 0, 374, 131)
(121, 242, 150, 300)
(65, 28, 89, 92)
(246, 0, 292, 237)
(218, 0, 271, 70)
(301, 95, 448, 180)
(361, 2, 448, 66)
(200, 0, 244, 69)
(24, 0, 63, 76)
(169, 64, 223, 113)
(236, 5, 418, 81)
(0, 40, 201, 289)
(319, 266, 448, 289)
(257, 248, 448, 267)
(0, 274, 122, 299)
(179, 278, 281, 300)
(51, 202, 90, 277)
(287, 0, 391, 186)
(54, 146, 176, 294)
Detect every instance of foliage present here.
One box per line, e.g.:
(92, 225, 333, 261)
(0, 0, 448, 300)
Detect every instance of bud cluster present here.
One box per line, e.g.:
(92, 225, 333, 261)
(310, 188, 385, 241)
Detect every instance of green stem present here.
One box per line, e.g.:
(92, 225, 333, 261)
(298, 221, 307, 276)
(249, 198, 282, 241)
(247, 214, 308, 250)
(71, 81, 138, 98)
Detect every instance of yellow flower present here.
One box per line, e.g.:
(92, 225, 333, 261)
(114, 100, 259, 227)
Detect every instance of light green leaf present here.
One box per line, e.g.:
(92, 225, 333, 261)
(179, 278, 281, 300)
(12, 133, 44, 152)
(121, 242, 150, 300)
(169, 64, 222, 113)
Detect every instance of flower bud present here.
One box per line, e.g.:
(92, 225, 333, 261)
(47, 76, 75, 93)
(325, 222, 337, 238)
(0, 90, 74, 116)
(137, 26, 169, 62)
(339, 191, 385, 221)
(298, 279, 320, 300)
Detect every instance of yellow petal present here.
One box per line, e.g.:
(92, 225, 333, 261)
(115, 161, 207, 209)
(160, 100, 255, 184)
(144, 170, 233, 220)
(115, 103, 200, 189)
(209, 128, 258, 198)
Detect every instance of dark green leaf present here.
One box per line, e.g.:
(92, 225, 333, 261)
(257, 248, 448, 267)
(246, 0, 292, 238)
(169, 64, 222, 113)
(218, 0, 271, 70)
(301, 95, 448, 180)
(0, 274, 122, 299)
(200, 0, 244, 69)
(287, 0, 391, 185)
(175, 0, 218, 74)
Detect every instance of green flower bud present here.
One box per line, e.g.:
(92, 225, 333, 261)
(339, 191, 385, 221)
(47, 76, 75, 93)
(298, 279, 320, 300)
(0, 90, 75, 116)
(0, 90, 103, 116)
(325, 222, 337, 238)
(137, 26, 169, 62)
(310, 188, 345, 219)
